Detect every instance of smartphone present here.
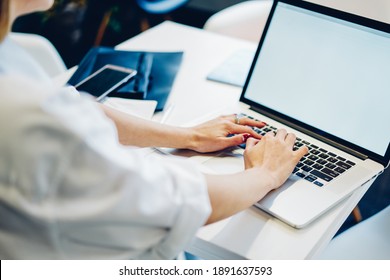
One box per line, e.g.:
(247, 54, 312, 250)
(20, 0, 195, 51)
(75, 64, 137, 102)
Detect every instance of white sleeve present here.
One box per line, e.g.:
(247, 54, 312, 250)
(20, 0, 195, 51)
(0, 81, 211, 260)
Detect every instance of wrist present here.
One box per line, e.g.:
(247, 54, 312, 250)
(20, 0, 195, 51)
(250, 167, 279, 192)
(183, 127, 199, 151)
(171, 126, 198, 150)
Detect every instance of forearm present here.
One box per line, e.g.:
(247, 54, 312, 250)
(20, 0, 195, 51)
(101, 104, 196, 149)
(102, 105, 269, 152)
(204, 168, 276, 225)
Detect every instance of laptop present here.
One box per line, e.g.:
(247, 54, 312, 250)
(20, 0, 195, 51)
(199, 0, 390, 228)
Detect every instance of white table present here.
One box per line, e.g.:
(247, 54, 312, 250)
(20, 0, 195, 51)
(74, 21, 375, 260)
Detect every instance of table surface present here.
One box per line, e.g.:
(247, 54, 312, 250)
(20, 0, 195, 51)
(64, 21, 373, 260)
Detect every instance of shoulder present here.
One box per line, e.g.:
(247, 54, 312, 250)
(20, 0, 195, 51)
(0, 73, 92, 115)
(0, 74, 60, 129)
(0, 74, 118, 149)
(0, 73, 112, 134)
(0, 74, 53, 102)
(0, 75, 53, 126)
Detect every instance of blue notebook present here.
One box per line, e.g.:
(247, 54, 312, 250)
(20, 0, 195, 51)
(68, 47, 183, 111)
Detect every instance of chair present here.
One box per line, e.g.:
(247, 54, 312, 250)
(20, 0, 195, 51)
(317, 205, 390, 259)
(9, 32, 67, 78)
(203, 0, 273, 42)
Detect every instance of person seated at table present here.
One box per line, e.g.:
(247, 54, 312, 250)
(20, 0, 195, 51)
(0, 0, 308, 259)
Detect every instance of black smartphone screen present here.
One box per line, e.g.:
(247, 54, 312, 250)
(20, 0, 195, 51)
(75, 66, 136, 101)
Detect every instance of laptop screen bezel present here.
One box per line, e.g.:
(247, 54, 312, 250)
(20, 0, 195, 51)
(240, 0, 390, 167)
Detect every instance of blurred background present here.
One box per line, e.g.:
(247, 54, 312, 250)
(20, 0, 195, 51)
(11, 0, 246, 68)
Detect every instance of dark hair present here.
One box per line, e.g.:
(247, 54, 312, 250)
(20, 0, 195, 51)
(0, 0, 10, 41)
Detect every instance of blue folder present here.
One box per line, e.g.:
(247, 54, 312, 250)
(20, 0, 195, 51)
(68, 47, 183, 111)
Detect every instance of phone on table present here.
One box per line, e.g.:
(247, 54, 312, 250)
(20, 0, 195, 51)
(74, 64, 137, 102)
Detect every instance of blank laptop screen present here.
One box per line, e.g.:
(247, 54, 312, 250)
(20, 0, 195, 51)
(244, 2, 390, 157)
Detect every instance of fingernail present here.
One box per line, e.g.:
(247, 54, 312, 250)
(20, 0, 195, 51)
(242, 133, 251, 142)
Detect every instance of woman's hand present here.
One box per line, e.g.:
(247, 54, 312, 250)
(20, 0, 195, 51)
(187, 114, 266, 153)
(204, 128, 308, 224)
(243, 129, 308, 189)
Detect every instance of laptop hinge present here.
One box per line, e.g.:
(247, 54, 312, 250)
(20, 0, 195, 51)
(250, 106, 368, 160)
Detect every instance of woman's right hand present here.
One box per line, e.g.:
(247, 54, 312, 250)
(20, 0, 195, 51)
(243, 129, 308, 189)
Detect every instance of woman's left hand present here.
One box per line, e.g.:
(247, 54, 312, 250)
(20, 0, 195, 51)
(187, 114, 266, 153)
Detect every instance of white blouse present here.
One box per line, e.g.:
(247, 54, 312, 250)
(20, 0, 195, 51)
(0, 37, 211, 259)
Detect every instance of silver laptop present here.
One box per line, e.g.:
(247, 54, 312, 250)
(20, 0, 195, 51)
(200, 0, 390, 228)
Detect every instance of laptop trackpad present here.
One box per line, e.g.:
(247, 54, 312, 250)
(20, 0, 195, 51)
(200, 150, 244, 174)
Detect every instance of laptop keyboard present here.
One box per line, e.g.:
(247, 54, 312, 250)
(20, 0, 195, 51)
(237, 113, 356, 187)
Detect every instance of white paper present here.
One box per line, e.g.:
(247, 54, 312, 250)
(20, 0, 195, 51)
(104, 97, 157, 120)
